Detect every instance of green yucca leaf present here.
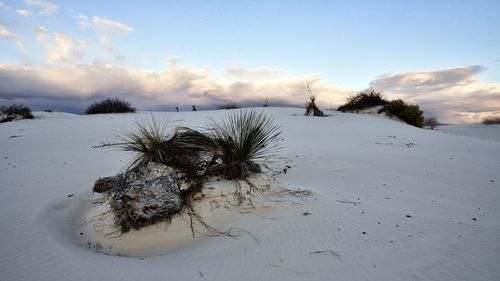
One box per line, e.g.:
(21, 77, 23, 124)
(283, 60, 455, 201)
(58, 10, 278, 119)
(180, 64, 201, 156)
(210, 109, 282, 165)
(117, 115, 170, 170)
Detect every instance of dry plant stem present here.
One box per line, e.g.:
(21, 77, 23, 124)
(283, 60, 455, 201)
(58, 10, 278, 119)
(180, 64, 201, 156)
(310, 250, 341, 257)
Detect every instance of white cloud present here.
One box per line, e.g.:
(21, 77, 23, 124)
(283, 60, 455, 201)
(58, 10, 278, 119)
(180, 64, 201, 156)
(16, 9, 33, 16)
(24, 0, 57, 15)
(93, 16, 134, 35)
(0, 60, 497, 123)
(0, 63, 351, 112)
(34, 26, 85, 64)
(0, 25, 24, 48)
(75, 13, 91, 28)
(91, 16, 134, 63)
(370, 66, 500, 123)
(0, 1, 8, 11)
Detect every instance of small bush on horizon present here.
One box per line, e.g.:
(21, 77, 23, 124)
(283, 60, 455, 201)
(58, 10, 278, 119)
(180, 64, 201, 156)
(424, 117, 439, 129)
(380, 99, 424, 128)
(0, 104, 34, 123)
(305, 95, 325, 116)
(482, 117, 500, 125)
(85, 98, 136, 115)
(304, 86, 325, 117)
(217, 103, 240, 110)
(338, 88, 388, 112)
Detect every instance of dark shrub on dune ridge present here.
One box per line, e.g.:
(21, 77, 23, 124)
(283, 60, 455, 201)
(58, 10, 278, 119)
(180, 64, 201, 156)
(85, 98, 136, 114)
(482, 117, 500, 125)
(217, 103, 240, 110)
(338, 88, 388, 112)
(1, 104, 34, 123)
(424, 117, 439, 129)
(380, 99, 424, 128)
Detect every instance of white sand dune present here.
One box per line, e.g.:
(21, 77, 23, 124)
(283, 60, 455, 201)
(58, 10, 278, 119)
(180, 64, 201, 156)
(437, 123, 500, 142)
(1, 108, 499, 280)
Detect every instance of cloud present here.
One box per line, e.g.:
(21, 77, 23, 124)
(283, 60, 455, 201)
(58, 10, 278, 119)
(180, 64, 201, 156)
(75, 13, 91, 28)
(91, 16, 134, 63)
(0, 1, 8, 11)
(16, 9, 33, 16)
(0, 25, 24, 48)
(225, 66, 285, 81)
(0, 59, 497, 123)
(370, 66, 500, 123)
(34, 26, 85, 64)
(92, 16, 134, 35)
(23, 0, 57, 15)
(0, 63, 351, 112)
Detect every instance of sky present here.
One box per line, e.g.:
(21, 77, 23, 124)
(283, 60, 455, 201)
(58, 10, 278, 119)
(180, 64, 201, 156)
(0, 0, 499, 123)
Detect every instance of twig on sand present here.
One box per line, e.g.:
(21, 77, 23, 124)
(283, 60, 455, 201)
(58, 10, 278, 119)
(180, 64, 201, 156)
(225, 227, 260, 243)
(92, 141, 126, 149)
(310, 250, 341, 258)
(310, 250, 340, 256)
(336, 200, 357, 205)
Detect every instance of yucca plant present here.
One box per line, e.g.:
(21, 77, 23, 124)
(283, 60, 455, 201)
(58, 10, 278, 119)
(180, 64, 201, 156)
(209, 109, 282, 179)
(117, 116, 171, 170)
(171, 127, 221, 154)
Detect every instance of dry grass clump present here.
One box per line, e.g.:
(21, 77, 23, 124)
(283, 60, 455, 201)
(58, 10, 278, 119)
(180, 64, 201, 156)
(482, 117, 500, 125)
(85, 98, 136, 114)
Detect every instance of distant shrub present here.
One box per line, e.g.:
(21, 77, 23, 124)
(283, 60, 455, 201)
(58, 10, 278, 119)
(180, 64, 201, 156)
(85, 98, 136, 115)
(380, 99, 424, 128)
(263, 98, 269, 107)
(0, 104, 34, 123)
(482, 117, 500, 125)
(424, 117, 439, 129)
(338, 88, 388, 112)
(217, 103, 240, 110)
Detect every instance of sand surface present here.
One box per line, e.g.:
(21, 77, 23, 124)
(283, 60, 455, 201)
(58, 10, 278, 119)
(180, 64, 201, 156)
(1, 108, 499, 280)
